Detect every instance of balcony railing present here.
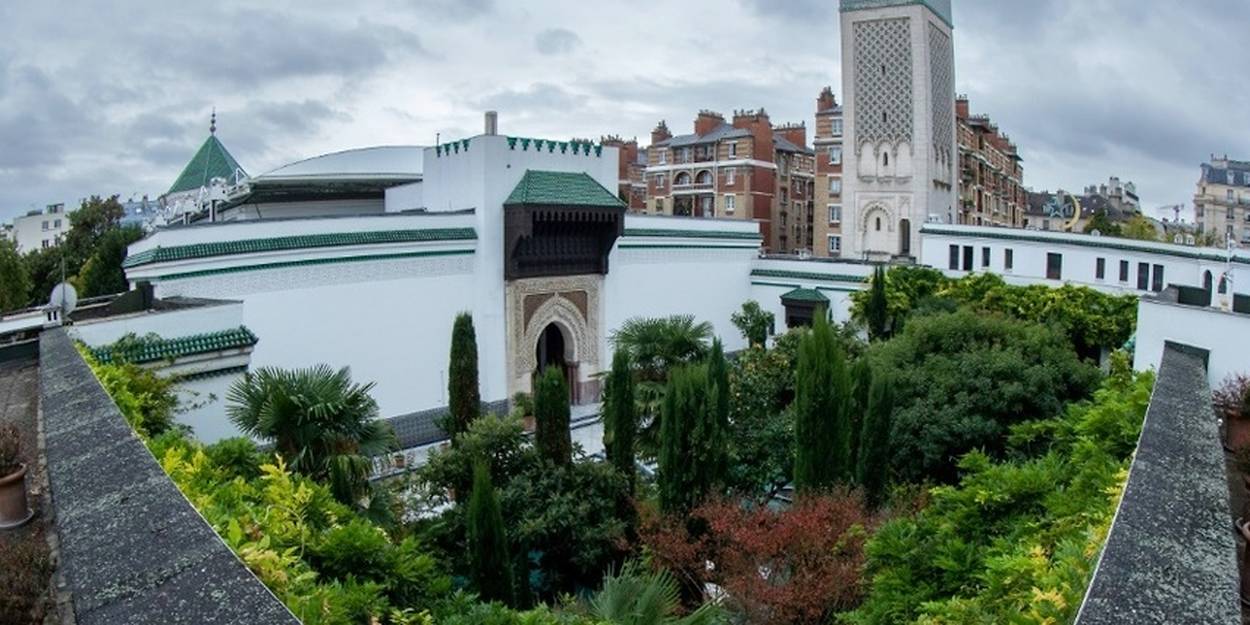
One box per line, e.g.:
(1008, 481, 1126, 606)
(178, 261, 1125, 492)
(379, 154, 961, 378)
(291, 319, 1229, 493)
(671, 182, 713, 194)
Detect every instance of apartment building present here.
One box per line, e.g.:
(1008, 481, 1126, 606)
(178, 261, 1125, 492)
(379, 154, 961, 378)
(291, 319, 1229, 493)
(1194, 155, 1250, 247)
(812, 87, 845, 257)
(645, 109, 815, 253)
(956, 96, 1025, 228)
(601, 135, 647, 212)
(8, 203, 69, 253)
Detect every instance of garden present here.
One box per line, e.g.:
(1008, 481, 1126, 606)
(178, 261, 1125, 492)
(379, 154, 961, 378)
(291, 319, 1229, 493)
(81, 266, 1159, 625)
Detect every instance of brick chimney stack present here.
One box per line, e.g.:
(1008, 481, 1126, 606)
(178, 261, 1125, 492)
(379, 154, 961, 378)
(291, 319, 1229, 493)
(956, 94, 970, 120)
(732, 108, 774, 161)
(776, 122, 807, 150)
(817, 86, 837, 112)
(694, 110, 725, 136)
(650, 120, 671, 146)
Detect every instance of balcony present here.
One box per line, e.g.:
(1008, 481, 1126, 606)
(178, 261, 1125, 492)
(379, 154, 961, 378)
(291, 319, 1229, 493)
(671, 182, 713, 194)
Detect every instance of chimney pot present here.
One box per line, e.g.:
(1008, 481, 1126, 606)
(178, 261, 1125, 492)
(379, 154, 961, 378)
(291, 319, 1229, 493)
(485, 111, 498, 135)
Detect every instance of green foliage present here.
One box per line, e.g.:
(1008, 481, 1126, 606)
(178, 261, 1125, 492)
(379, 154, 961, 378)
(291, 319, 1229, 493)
(152, 432, 452, 624)
(1120, 215, 1161, 241)
(63, 195, 125, 270)
(591, 561, 721, 625)
(0, 238, 30, 313)
(204, 437, 265, 480)
(705, 339, 729, 488)
(845, 366, 1153, 624)
(78, 344, 179, 438)
(79, 225, 144, 297)
(849, 356, 873, 473)
(658, 364, 723, 513)
(20, 245, 63, 308)
(226, 364, 396, 506)
(866, 266, 889, 341)
(534, 367, 573, 468)
(1082, 209, 1122, 237)
(850, 266, 948, 335)
(610, 315, 712, 382)
(871, 310, 1101, 483)
(469, 461, 515, 605)
(420, 414, 533, 505)
(856, 369, 894, 509)
(724, 330, 801, 500)
(730, 300, 773, 347)
(448, 312, 481, 441)
(794, 315, 854, 493)
(603, 349, 637, 491)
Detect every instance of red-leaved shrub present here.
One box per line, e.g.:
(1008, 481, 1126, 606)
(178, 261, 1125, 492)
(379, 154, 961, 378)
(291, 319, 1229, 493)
(1214, 373, 1250, 421)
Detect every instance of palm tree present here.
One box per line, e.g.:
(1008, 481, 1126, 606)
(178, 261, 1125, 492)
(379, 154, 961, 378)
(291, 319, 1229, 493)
(226, 364, 395, 505)
(591, 561, 720, 625)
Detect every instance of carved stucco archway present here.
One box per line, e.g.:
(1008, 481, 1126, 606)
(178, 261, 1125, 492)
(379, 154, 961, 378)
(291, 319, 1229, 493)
(859, 202, 894, 257)
(506, 274, 603, 404)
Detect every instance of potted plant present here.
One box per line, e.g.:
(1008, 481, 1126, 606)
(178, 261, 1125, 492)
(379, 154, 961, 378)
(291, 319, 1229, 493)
(0, 424, 32, 529)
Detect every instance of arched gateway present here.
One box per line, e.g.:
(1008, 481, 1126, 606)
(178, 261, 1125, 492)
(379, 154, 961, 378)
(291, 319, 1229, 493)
(503, 170, 625, 404)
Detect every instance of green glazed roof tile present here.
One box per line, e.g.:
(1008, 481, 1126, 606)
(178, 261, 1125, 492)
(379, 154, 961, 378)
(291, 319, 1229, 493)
(124, 228, 477, 268)
(751, 269, 868, 283)
(91, 326, 258, 365)
(780, 287, 830, 303)
(504, 170, 625, 208)
(167, 135, 247, 195)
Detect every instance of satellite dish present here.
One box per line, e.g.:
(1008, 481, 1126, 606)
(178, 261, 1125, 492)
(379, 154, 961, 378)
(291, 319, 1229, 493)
(49, 282, 78, 316)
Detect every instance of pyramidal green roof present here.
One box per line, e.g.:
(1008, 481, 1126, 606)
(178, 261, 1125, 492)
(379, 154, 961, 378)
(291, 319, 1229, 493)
(167, 135, 247, 195)
(781, 288, 830, 304)
(504, 170, 625, 208)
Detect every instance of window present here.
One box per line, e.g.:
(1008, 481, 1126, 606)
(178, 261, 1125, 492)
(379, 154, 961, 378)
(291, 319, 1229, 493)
(782, 213, 788, 227)
(1119, 260, 1129, 281)
(41, 220, 49, 231)
(829, 178, 841, 194)
(949, 245, 960, 270)
(1096, 257, 1106, 280)
(1004, 248, 1014, 271)
(653, 198, 663, 213)
(981, 247, 990, 268)
(1136, 262, 1149, 290)
(658, 150, 667, 164)
(1229, 190, 1236, 203)
(1046, 253, 1063, 280)
(53, 219, 61, 228)
(828, 204, 842, 224)
(724, 194, 736, 214)
(726, 168, 735, 185)
(681, 147, 691, 162)
(728, 142, 738, 158)
(829, 235, 842, 255)
(828, 146, 842, 165)
(882, 152, 889, 167)
(42, 239, 50, 249)
(875, 217, 882, 231)
(962, 246, 974, 271)
(831, 119, 843, 136)
(655, 173, 666, 188)
(1151, 264, 1164, 292)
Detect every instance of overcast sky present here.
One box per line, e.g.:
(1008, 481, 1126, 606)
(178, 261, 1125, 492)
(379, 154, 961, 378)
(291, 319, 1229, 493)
(1, 0, 1247, 223)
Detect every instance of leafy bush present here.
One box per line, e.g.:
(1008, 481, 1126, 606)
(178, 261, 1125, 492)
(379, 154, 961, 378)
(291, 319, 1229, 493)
(0, 535, 53, 624)
(725, 330, 801, 500)
(204, 437, 265, 480)
(871, 310, 1101, 483)
(730, 300, 774, 347)
(843, 364, 1153, 625)
(1214, 372, 1250, 420)
(78, 345, 179, 437)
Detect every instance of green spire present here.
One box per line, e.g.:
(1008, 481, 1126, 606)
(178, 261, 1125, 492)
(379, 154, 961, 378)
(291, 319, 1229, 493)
(167, 122, 246, 195)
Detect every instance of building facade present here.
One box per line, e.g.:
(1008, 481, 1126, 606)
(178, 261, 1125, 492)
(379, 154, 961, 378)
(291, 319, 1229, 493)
(645, 110, 815, 254)
(601, 135, 647, 212)
(8, 203, 68, 253)
(813, 87, 846, 257)
(839, 0, 957, 260)
(955, 95, 1024, 228)
(1195, 155, 1250, 247)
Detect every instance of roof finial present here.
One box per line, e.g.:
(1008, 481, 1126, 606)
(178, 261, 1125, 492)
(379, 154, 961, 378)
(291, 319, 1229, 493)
(210, 107, 217, 135)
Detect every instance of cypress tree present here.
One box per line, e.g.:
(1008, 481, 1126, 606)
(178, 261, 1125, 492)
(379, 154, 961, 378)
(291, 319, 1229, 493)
(793, 315, 853, 494)
(533, 367, 572, 467)
(658, 364, 716, 514)
(468, 460, 514, 605)
(604, 350, 637, 491)
(849, 357, 873, 478)
(866, 265, 889, 341)
(705, 338, 730, 487)
(856, 369, 895, 509)
(448, 312, 480, 442)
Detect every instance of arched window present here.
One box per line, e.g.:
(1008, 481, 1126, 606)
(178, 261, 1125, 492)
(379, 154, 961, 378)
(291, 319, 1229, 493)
(883, 152, 889, 167)
(695, 170, 712, 185)
(674, 172, 691, 186)
(875, 216, 882, 231)
(1219, 275, 1228, 294)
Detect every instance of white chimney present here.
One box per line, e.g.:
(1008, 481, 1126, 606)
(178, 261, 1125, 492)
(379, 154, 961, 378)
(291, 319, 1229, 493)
(485, 111, 498, 136)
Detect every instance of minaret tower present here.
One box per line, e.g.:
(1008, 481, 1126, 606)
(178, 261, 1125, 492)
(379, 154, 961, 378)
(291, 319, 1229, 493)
(838, 0, 956, 260)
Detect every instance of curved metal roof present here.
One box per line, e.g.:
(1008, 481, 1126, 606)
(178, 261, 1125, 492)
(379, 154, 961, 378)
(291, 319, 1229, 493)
(255, 145, 424, 183)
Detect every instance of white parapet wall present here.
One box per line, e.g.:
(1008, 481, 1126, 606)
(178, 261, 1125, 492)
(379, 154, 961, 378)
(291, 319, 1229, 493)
(1133, 291, 1250, 389)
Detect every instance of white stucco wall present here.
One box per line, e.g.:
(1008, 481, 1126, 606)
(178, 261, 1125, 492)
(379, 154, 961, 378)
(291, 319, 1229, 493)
(748, 258, 873, 330)
(69, 301, 245, 346)
(176, 373, 243, 443)
(1134, 297, 1250, 389)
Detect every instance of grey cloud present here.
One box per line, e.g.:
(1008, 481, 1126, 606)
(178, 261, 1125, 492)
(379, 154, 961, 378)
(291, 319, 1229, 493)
(739, 0, 836, 22)
(0, 64, 93, 171)
(407, 0, 494, 20)
(534, 28, 582, 55)
(477, 83, 589, 116)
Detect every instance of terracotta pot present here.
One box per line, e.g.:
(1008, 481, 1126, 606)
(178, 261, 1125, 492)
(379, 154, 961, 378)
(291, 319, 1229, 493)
(0, 463, 32, 530)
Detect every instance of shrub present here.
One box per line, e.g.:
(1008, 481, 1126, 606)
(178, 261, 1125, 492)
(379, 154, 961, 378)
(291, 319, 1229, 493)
(794, 315, 853, 492)
(448, 313, 481, 440)
(533, 367, 573, 468)
(0, 424, 19, 475)
(725, 329, 802, 500)
(468, 461, 514, 605)
(0, 536, 53, 624)
(78, 345, 179, 438)
(204, 437, 264, 480)
(731, 300, 774, 347)
(1214, 372, 1250, 420)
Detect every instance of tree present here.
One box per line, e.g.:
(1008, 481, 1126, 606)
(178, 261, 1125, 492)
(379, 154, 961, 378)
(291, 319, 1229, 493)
(79, 225, 144, 297)
(610, 315, 712, 382)
(705, 338, 730, 489)
(856, 368, 894, 509)
(658, 364, 721, 513)
(448, 312, 481, 442)
(731, 300, 773, 347)
(793, 315, 853, 493)
(533, 367, 572, 467)
(21, 245, 63, 307)
(603, 349, 637, 490)
(1082, 209, 1122, 237)
(726, 330, 801, 502)
(226, 364, 395, 505)
(62, 195, 125, 271)
(0, 238, 30, 312)
(1121, 214, 1162, 242)
(468, 460, 514, 605)
(848, 356, 873, 474)
(866, 265, 889, 340)
(872, 310, 1101, 483)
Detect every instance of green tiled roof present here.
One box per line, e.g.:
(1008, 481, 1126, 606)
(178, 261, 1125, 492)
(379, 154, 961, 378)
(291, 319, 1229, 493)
(781, 288, 830, 303)
(167, 135, 247, 195)
(504, 170, 625, 208)
(751, 269, 868, 283)
(124, 228, 477, 268)
(91, 326, 258, 365)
